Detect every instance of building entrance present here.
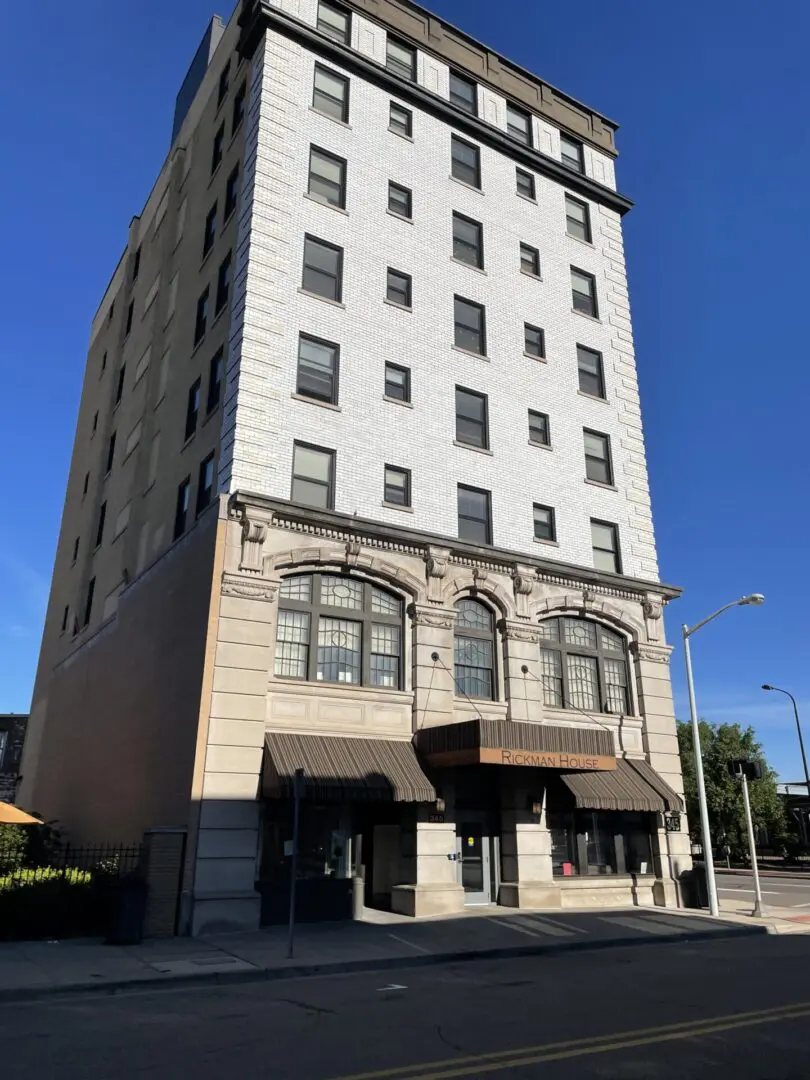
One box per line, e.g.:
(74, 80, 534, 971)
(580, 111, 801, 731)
(455, 813, 494, 905)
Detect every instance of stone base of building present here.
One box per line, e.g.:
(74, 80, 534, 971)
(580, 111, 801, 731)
(500, 876, 661, 911)
(391, 882, 466, 918)
(190, 892, 262, 936)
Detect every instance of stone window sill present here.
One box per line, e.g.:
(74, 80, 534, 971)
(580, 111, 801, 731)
(585, 478, 617, 492)
(453, 439, 492, 456)
(384, 298, 412, 312)
(297, 288, 346, 310)
(309, 106, 352, 130)
(578, 390, 609, 404)
(304, 192, 349, 216)
(528, 439, 552, 451)
(572, 308, 601, 324)
(383, 395, 413, 408)
(520, 269, 543, 282)
(567, 232, 595, 249)
(291, 392, 341, 412)
(451, 344, 488, 362)
(451, 257, 486, 275)
(449, 174, 484, 196)
(516, 192, 537, 205)
(386, 209, 413, 225)
(524, 351, 547, 362)
(534, 536, 559, 547)
(389, 127, 414, 142)
(381, 501, 414, 513)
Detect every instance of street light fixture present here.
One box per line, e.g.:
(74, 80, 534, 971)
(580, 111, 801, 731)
(683, 594, 765, 917)
(761, 685, 810, 801)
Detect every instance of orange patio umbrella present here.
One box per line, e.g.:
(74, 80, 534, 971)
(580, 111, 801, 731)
(0, 802, 42, 825)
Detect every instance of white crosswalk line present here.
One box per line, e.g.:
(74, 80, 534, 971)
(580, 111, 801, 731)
(513, 915, 575, 937)
(487, 917, 544, 939)
(598, 915, 684, 936)
(522, 914, 589, 935)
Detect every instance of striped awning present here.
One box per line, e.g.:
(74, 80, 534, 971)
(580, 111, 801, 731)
(263, 733, 436, 803)
(560, 758, 683, 813)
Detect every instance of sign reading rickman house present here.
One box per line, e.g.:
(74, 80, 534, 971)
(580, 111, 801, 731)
(415, 718, 618, 772)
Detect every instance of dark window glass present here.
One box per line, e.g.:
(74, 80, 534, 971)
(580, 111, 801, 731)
(389, 102, 412, 137)
(591, 520, 621, 574)
(384, 362, 410, 402)
(115, 365, 126, 405)
(61, 606, 69, 633)
(451, 135, 481, 188)
(217, 60, 231, 106)
(302, 236, 343, 301)
(538, 615, 629, 714)
(572, 267, 598, 317)
(83, 577, 95, 627)
(313, 65, 349, 123)
(524, 323, 545, 358)
(292, 442, 335, 509)
(384, 465, 411, 506)
(386, 268, 412, 308)
(308, 146, 347, 208)
(506, 103, 532, 145)
(454, 598, 494, 699)
(224, 164, 240, 219)
(317, 0, 351, 43)
(387, 37, 416, 81)
(566, 195, 592, 242)
(528, 410, 550, 446)
(207, 347, 224, 413)
(203, 202, 217, 256)
(577, 345, 605, 398)
(194, 287, 209, 346)
(212, 123, 225, 174)
(72, 536, 80, 562)
(388, 181, 412, 219)
(92, 411, 98, 435)
(561, 134, 584, 173)
(454, 296, 486, 355)
(455, 386, 488, 449)
(105, 431, 116, 474)
(108, 301, 114, 323)
(196, 453, 215, 515)
(232, 80, 246, 134)
(520, 243, 540, 276)
(174, 478, 190, 539)
(101, 351, 107, 372)
(215, 251, 232, 314)
(452, 213, 483, 269)
(297, 334, 339, 404)
(457, 484, 491, 544)
(449, 71, 477, 114)
(549, 811, 578, 877)
(82, 472, 89, 496)
(125, 301, 134, 336)
(516, 168, 535, 199)
(132, 246, 141, 281)
(584, 430, 613, 485)
(533, 504, 556, 542)
(95, 501, 107, 548)
(185, 378, 201, 441)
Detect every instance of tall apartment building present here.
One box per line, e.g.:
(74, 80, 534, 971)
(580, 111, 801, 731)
(20, 0, 691, 934)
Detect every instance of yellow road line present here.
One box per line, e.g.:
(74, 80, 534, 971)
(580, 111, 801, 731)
(330, 1000, 810, 1080)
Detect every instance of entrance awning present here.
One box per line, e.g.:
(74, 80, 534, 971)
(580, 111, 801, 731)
(560, 757, 683, 813)
(263, 733, 436, 803)
(415, 718, 617, 771)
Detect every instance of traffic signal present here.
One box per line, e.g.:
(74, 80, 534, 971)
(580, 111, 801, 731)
(727, 758, 764, 780)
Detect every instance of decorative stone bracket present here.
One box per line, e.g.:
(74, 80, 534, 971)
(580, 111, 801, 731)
(512, 566, 536, 618)
(643, 594, 664, 643)
(237, 507, 273, 573)
(424, 546, 450, 603)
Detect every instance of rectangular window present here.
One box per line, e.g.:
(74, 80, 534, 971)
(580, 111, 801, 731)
(591, 520, 621, 574)
(174, 478, 191, 540)
(384, 362, 410, 402)
(386, 268, 412, 308)
(114, 365, 126, 406)
(449, 71, 477, 114)
(83, 577, 95, 627)
(132, 246, 141, 281)
(566, 195, 592, 242)
(524, 323, 545, 358)
(185, 378, 201, 441)
(389, 102, 412, 137)
(196, 453, 215, 515)
(454, 296, 486, 355)
(387, 36, 416, 81)
(232, 80, 246, 134)
(95, 501, 107, 548)
(302, 235, 343, 301)
(318, 617, 361, 683)
(533, 504, 556, 542)
(313, 64, 349, 123)
(194, 287, 209, 345)
(211, 123, 225, 174)
(92, 411, 99, 435)
(451, 135, 481, 188)
(207, 347, 224, 413)
(561, 134, 584, 173)
(520, 243, 541, 277)
(61, 606, 69, 633)
(291, 442, 335, 509)
(516, 168, 535, 199)
(224, 164, 240, 219)
(83, 472, 89, 496)
(384, 464, 411, 507)
(455, 386, 488, 449)
(296, 334, 339, 404)
(318, 0, 351, 43)
(577, 345, 605, 398)
(506, 103, 532, 145)
(528, 410, 550, 446)
(371, 623, 400, 688)
(217, 60, 230, 106)
(308, 146, 347, 208)
(584, 430, 613, 485)
(125, 301, 134, 336)
(457, 484, 492, 545)
(72, 536, 79, 562)
(105, 431, 116, 474)
(203, 202, 217, 256)
(101, 351, 107, 372)
(452, 212, 483, 269)
(275, 609, 311, 679)
(387, 181, 412, 219)
(215, 251, 232, 314)
(571, 267, 598, 317)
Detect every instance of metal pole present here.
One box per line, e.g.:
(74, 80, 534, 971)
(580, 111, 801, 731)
(786, 693, 810, 800)
(287, 768, 304, 961)
(682, 627, 719, 916)
(741, 772, 764, 918)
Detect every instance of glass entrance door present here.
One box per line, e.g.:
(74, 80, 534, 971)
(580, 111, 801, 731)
(456, 821, 491, 905)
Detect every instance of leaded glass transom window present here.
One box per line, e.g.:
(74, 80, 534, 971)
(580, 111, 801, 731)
(537, 616, 630, 715)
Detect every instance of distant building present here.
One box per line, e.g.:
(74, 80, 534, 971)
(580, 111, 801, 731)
(0, 714, 28, 804)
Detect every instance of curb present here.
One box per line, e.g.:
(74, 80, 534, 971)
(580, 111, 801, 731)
(714, 867, 810, 880)
(0, 923, 767, 1006)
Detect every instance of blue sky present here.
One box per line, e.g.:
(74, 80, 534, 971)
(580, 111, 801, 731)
(0, 1, 807, 780)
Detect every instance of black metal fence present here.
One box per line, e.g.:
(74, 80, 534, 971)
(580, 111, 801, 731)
(0, 832, 143, 941)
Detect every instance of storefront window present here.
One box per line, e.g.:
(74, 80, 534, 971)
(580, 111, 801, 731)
(580, 811, 617, 876)
(547, 810, 655, 878)
(622, 812, 654, 875)
(549, 811, 578, 877)
(260, 804, 352, 881)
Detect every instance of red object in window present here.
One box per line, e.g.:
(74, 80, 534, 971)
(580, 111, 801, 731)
(562, 862, 573, 876)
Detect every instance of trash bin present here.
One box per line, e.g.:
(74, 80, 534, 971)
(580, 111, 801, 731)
(105, 874, 148, 945)
(679, 864, 708, 909)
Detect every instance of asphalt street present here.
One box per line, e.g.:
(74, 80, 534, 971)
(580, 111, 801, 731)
(3, 934, 810, 1079)
(716, 869, 810, 908)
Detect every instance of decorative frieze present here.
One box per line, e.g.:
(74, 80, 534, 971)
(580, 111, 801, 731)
(499, 619, 544, 644)
(221, 574, 279, 602)
(632, 643, 672, 665)
(409, 604, 456, 630)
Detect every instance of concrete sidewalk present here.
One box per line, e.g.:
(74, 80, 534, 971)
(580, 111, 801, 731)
(0, 905, 770, 1003)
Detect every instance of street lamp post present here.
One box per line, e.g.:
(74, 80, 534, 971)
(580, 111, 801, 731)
(761, 685, 810, 799)
(683, 594, 765, 917)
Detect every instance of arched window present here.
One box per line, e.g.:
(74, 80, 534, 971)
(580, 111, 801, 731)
(537, 617, 629, 715)
(454, 598, 496, 700)
(274, 573, 403, 688)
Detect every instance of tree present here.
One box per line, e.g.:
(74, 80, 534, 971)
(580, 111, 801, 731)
(676, 720, 786, 861)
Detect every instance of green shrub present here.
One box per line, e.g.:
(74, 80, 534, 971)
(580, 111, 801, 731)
(0, 825, 29, 873)
(0, 867, 91, 893)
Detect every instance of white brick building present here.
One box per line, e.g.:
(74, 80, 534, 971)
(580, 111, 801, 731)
(21, 0, 690, 935)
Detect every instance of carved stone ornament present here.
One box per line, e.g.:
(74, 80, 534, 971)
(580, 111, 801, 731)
(221, 573, 279, 603)
(239, 512, 269, 573)
(499, 619, 543, 644)
(409, 603, 455, 630)
(512, 566, 536, 618)
(633, 644, 672, 665)
(582, 588, 596, 608)
(643, 594, 664, 643)
(345, 539, 362, 566)
(425, 547, 450, 603)
(472, 567, 489, 587)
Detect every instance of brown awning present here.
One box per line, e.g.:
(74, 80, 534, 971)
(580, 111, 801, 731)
(560, 758, 681, 813)
(415, 718, 616, 771)
(263, 733, 436, 803)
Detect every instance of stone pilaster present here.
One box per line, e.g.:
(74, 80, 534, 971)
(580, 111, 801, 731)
(500, 621, 544, 724)
(392, 806, 464, 917)
(498, 776, 557, 909)
(409, 603, 456, 729)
